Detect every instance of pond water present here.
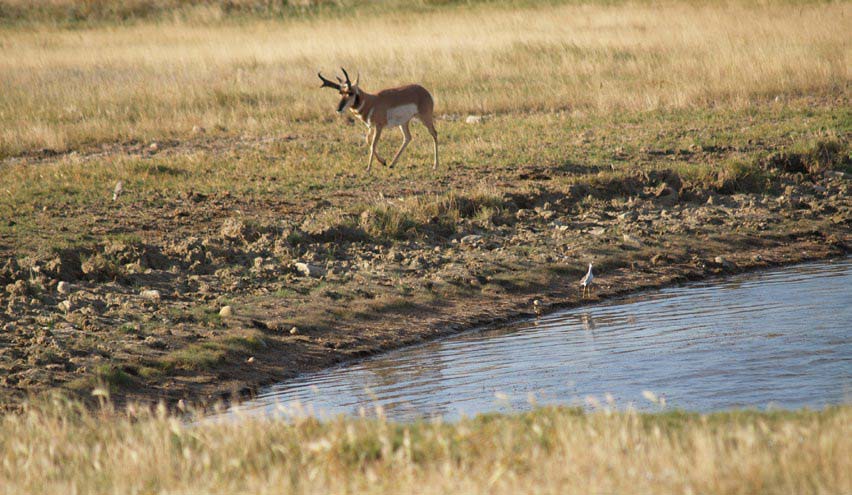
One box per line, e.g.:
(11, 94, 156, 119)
(226, 258, 852, 422)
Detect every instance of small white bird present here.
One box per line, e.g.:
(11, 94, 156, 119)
(112, 180, 124, 201)
(580, 263, 594, 299)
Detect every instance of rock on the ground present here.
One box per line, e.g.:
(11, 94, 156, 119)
(6, 280, 28, 295)
(293, 262, 324, 278)
(219, 305, 233, 317)
(57, 281, 71, 294)
(140, 289, 161, 301)
(220, 217, 246, 240)
(714, 256, 737, 270)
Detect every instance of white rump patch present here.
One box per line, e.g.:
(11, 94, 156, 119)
(386, 104, 418, 127)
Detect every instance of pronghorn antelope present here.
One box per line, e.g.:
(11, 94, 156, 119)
(318, 68, 438, 173)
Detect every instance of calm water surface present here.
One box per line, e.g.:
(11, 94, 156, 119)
(227, 258, 852, 421)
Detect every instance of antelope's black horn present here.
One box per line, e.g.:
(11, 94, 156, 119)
(318, 72, 341, 90)
(341, 67, 351, 84)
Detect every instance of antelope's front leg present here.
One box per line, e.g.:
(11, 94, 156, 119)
(367, 125, 385, 173)
(388, 123, 412, 168)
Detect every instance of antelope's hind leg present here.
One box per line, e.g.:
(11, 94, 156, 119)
(420, 114, 439, 170)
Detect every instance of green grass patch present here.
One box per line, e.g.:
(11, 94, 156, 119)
(158, 331, 266, 371)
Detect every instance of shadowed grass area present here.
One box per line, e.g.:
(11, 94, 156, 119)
(0, 399, 848, 494)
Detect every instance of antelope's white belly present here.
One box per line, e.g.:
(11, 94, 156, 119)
(386, 104, 418, 127)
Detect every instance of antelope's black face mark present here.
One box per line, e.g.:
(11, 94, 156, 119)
(337, 84, 357, 113)
(319, 67, 360, 113)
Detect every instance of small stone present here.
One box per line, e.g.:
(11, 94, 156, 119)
(289, 326, 299, 335)
(246, 356, 255, 364)
(6, 280, 27, 296)
(714, 256, 737, 270)
(220, 217, 246, 240)
(465, 115, 483, 124)
(148, 142, 159, 152)
(57, 281, 71, 294)
(57, 300, 72, 312)
(140, 289, 161, 301)
(219, 305, 233, 317)
(113, 181, 124, 201)
(294, 262, 324, 278)
(460, 234, 482, 245)
(539, 210, 555, 220)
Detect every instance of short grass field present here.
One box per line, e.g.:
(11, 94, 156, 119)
(0, 1, 850, 492)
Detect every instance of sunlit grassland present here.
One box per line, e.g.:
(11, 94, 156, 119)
(1, 399, 848, 495)
(1, 104, 847, 255)
(0, 0, 848, 157)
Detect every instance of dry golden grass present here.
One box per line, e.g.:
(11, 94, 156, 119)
(0, 1, 848, 157)
(1, 398, 849, 495)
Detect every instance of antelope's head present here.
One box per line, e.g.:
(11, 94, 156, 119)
(318, 67, 360, 113)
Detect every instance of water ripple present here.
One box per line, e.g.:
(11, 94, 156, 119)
(227, 258, 852, 422)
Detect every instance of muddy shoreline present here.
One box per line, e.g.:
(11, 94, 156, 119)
(228, 239, 852, 403)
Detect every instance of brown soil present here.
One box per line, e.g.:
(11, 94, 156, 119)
(1, 139, 849, 411)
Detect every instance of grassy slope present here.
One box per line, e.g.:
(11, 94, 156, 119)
(1, 400, 849, 494)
